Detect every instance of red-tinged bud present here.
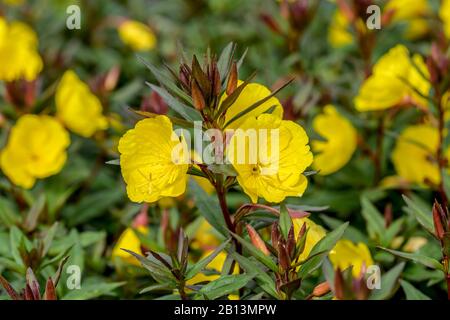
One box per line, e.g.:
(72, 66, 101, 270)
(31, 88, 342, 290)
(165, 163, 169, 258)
(212, 60, 221, 96)
(141, 91, 168, 115)
(132, 204, 149, 228)
(287, 225, 296, 259)
(433, 201, 447, 240)
(246, 224, 270, 256)
(271, 222, 281, 249)
(312, 281, 331, 297)
(384, 203, 392, 228)
(260, 13, 283, 35)
(278, 242, 290, 271)
(334, 268, 345, 300)
(226, 61, 238, 96)
(179, 64, 191, 91)
(191, 80, 206, 111)
(104, 66, 121, 92)
(381, 8, 396, 26)
(336, 0, 355, 22)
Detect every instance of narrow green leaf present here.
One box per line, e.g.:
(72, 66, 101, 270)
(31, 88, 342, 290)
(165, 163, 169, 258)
(62, 282, 125, 300)
(369, 263, 405, 300)
(360, 197, 385, 242)
(217, 42, 235, 82)
(378, 247, 443, 271)
(186, 239, 231, 280)
(298, 222, 348, 278)
(402, 194, 434, 234)
(194, 273, 254, 300)
(231, 232, 278, 273)
(400, 280, 431, 300)
(279, 203, 292, 241)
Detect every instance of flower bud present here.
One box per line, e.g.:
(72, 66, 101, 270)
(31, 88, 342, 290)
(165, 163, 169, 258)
(226, 61, 238, 95)
(246, 224, 270, 256)
(191, 80, 206, 111)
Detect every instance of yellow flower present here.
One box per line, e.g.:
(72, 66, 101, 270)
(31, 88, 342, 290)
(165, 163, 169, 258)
(312, 105, 357, 175)
(328, 10, 353, 48)
(227, 113, 313, 203)
(355, 45, 430, 112)
(190, 219, 221, 251)
(0, 17, 42, 82)
(118, 20, 156, 51)
(293, 217, 326, 261)
(440, 0, 450, 39)
(222, 82, 284, 129)
(119, 115, 189, 203)
(55, 70, 108, 138)
(112, 226, 149, 266)
(3, 0, 24, 5)
(392, 124, 449, 185)
(0, 115, 70, 189)
(329, 239, 373, 277)
(385, 0, 431, 39)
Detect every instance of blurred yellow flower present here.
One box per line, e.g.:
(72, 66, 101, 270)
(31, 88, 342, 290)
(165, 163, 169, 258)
(112, 226, 149, 265)
(329, 239, 373, 277)
(0, 115, 70, 189)
(0, 17, 42, 82)
(222, 82, 284, 129)
(118, 20, 156, 51)
(385, 0, 431, 39)
(440, 0, 450, 39)
(293, 217, 326, 261)
(312, 105, 357, 175)
(3, 0, 24, 5)
(227, 113, 313, 203)
(392, 124, 449, 185)
(119, 115, 189, 203)
(56, 70, 108, 138)
(190, 219, 221, 251)
(355, 45, 430, 112)
(328, 10, 353, 48)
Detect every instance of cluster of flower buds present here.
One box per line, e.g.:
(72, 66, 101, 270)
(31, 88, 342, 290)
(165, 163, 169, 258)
(0, 259, 67, 300)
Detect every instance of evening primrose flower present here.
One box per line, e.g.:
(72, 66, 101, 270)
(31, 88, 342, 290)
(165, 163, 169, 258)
(118, 115, 189, 203)
(222, 82, 284, 129)
(385, 0, 431, 39)
(328, 10, 353, 48)
(0, 17, 43, 82)
(227, 113, 313, 203)
(312, 105, 357, 175)
(55, 70, 108, 138)
(440, 0, 450, 39)
(118, 20, 156, 51)
(355, 45, 430, 112)
(392, 124, 450, 185)
(293, 217, 326, 261)
(112, 226, 149, 265)
(0, 115, 70, 189)
(329, 239, 373, 277)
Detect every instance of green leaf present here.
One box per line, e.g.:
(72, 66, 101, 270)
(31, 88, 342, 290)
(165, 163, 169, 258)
(41, 222, 59, 258)
(147, 83, 202, 122)
(194, 273, 254, 300)
(230, 252, 278, 298)
(206, 164, 238, 177)
(231, 232, 278, 273)
(298, 222, 348, 278)
(217, 42, 235, 82)
(360, 196, 385, 242)
(186, 239, 231, 280)
(188, 179, 229, 237)
(279, 203, 292, 241)
(370, 263, 405, 300)
(9, 226, 25, 266)
(62, 282, 125, 300)
(402, 194, 434, 234)
(0, 198, 20, 227)
(378, 247, 443, 271)
(400, 280, 431, 300)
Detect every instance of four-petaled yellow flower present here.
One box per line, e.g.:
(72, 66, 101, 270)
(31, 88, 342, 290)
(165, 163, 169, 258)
(329, 239, 373, 277)
(312, 105, 357, 175)
(441, 0, 450, 39)
(385, 0, 431, 40)
(118, 20, 156, 51)
(56, 70, 109, 138)
(227, 113, 313, 203)
(392, 124, 450, 186)
(293, 217, 326, 262)
(0, 115, 70, 189)
(112, 226, 149, 266)
(355, 44, 430, 112)
(222, 82, 284, 129)
(119, 115, 189, 203)
(0, 17, 43, 82)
